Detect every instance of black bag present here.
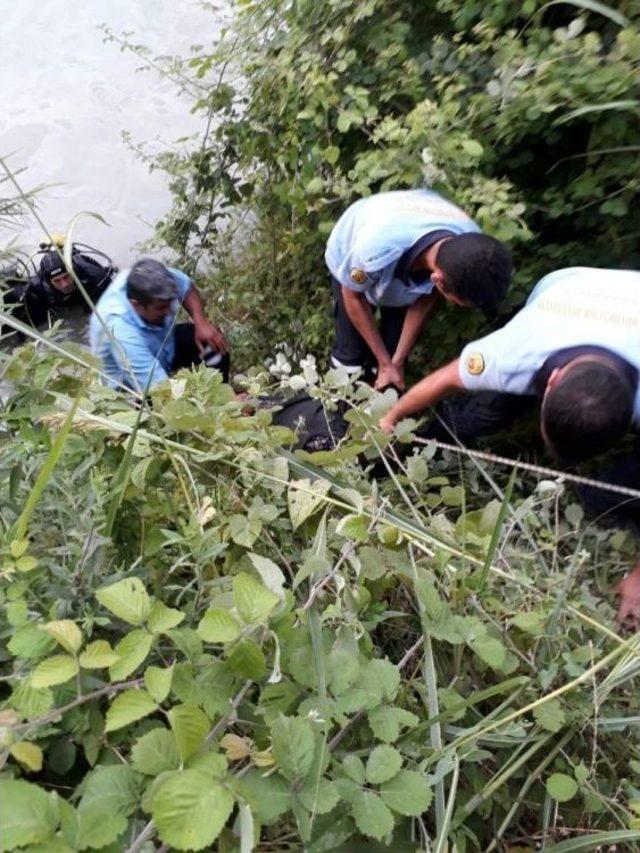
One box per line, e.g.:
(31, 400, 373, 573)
(264, 393, 348, 451)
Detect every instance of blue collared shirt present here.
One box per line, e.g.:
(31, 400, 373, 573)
(89, 267, 192, 392)
(325, 189, 480, 307)
(458, 267, 640, 423)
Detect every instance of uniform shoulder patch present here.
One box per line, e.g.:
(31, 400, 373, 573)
(465, 352, 485, 376)
(349, 268, 368, 285)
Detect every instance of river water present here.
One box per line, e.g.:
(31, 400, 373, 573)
(0, 0, 221, 267)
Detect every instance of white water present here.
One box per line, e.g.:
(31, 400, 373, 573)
(0, 0, 221, 267)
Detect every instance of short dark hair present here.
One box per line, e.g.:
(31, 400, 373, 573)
(437, 233, 512, 313)
(126, 259, 177, 305)
(541, 361, 634, 463)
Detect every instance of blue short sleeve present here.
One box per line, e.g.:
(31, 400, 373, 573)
(168, 268, 192, 300)
(105, 316, 170, 392)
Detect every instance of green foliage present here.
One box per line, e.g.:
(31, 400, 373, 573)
(119, 0, 640, 369)
(0, 341, 640, 850)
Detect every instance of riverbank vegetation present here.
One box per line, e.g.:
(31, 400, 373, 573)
(1, 1, 640, 851)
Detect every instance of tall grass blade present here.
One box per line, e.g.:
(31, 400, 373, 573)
(10, 392, 81, 541)
(541, 0, 630, 27)
(478, 464, 517, 591)
(548, 830, 640, 850)
(555, 100, 639, 124)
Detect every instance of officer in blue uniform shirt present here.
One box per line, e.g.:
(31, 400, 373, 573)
(325, 188, 512, 390)
(90, 258, 228, 395)
(379, 266, 640, 625)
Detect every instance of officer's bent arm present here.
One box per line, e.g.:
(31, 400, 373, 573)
(380, 358, 463, 431)
(341, 286, 392, 367)
(182, 285, 228, 353)
(392, 293, 440, 367)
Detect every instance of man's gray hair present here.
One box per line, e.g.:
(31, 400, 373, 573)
(126, 259, 178, 304)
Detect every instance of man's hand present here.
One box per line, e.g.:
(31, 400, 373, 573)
(193, 318, 228, 354)
(378, 412, 397, 435)
(616, 562, 640, 630)
(375, 362, 405, 391)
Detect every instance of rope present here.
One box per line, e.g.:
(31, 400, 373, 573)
(411, 436, 640, 502)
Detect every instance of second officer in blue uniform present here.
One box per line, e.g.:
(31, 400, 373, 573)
(325, 188, 512, 390)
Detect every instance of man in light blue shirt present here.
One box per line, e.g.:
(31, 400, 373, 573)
(379, 266, 640, 625)
(325, 189, 512, 390)
(90, 258, 228, 394)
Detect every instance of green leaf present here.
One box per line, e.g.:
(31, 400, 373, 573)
(145, 664, 174, 703)
(271, 715, 315, 781)
(79, 640, 119, 669)
(351, 790, 394, 841)
(288, 478, 330, 529)
(10, 681, 54, 717)
(147, 601, 185, 634)
(380, 769, 433, 816)
(10, 741, 43, 772)
(73, 765, 139, 848)
(546, 772, 578, 802)
(31, 654, 79, 688)
(132, 727, 181, 776)
(197, 608, 242, 643)
(247, 552, 286, 598)
(227, 638, 267, 679)
(343, 754, 366, 784)
(368, 706, 419, 743)
(542, 0, 629, 28)
(95, 577, 151, 626)
(109, 629, 153, 681)
(324, 145, 340, 164)
(468, 633, 507, 671)
(461, 139, 483, 158)
(512, 612, 546, 636)
(153, 769, 234, 850)
(0, 780, 59, 849)
(365, 744, 403, 784)
(233, 572, 279, 624)
(360, 659, 400, 702)
(441, 485, 464, 506)
(298, 778, 340, 815)
(168, 704, 210, 762)
(10, 538, 29, 559)
(8, 624, 55, 660)
(534, 699, 566, 733)
(104, 689, 157, 733)
(234, 770, 292, 823)
(15, 554, 38, 573)
(336, 514, 369, 542)
(41, 620, 83, 654)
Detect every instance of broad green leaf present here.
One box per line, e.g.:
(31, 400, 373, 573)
(109, 629, 153, 681)
(31, 654, 79, 688)
(168, 704, 210, 762)
(468, 634, 507, 671)
(534, 699, 566, 733)
(248, 552, 286, 598)
(10, 741, 43, 772)
(75, 809, 126, 850)
(336, 514, 369, 542)
(153, 769, 234, 850)
(10, 681, 54, 717)
(104, 689, 157, 733)
(10, 538, 29, 559)
(15, 554, 38, 573)
(79, 765, 139, 816)
(234, 770, 292, 823)
(95, 577, 151, 626)
(298, 778, 340, 815)
(197, 608, 242, 643)
(147, 601, 185, 634)
(546, 772, 578, 802)
(380, 769, 433, 816)
(351, 790, 394, 841)
(145, 665, 174, 704)
(227, 639, 267, 679)
(0, 780, 59, 849)
(233, 572, 279, 624)
(8, 624, 55, 660)
(343, 754, 366, 784)
(79, 640, 119, 669)
(132, 727, 181, 776)
(41, 620, 83, 654)
(368, 706, 419, 743)
(359, 659, 400, 702)
(365, 744, 403, 784)
(512, 612, 546, 636)
(288, 478, 330, 529)
(271, 715, 315, 781)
